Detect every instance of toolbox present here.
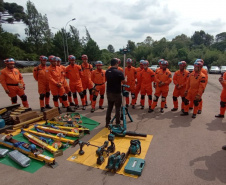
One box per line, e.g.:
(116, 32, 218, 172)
(124, 157, 145, 176)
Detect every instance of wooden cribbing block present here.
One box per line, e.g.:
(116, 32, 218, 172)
(13, 116, 43, 129)
(43, 107, 59, 120)
(16, 111, 39, 123)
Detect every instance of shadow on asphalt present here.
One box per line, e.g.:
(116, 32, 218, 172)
(206, 118, 226, 132)
(189, 150, 226, 183)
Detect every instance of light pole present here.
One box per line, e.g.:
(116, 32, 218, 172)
(52, 27, 66, 63)
(65, 18, 76, 60)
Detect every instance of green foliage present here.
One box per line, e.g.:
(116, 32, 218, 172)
(19, 66, 34, 73)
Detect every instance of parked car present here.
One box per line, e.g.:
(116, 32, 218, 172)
(203, 66, 208, 72)
(186, 65, 194, 73)
(14, 60, 39, 68)
(220, 66, 226, 74)
(209, 66, 221, 74)
(149, 65, 159, 72)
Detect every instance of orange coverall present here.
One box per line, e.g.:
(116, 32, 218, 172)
(218, 72, 226, 115)
(91, 69, 106, 109)
(48, 65, 68, 108)
(125, 66, 137, 105)
(172, 69, 190, 109)
(140, 68, 155, 107)
(59, 65, 72, 104)
(81, 63, 93, 102)
(151, 68, 172, 109)
(33, 64, 50, 108)
(0, 67, 29, 107)
(135, 67, 143, 103)
(183, 72, 206, 114)
(197, 68, 208, 112)
(66, 64, 85, 106)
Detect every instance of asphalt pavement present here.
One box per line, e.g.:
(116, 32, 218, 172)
(0, 73, 226, 185)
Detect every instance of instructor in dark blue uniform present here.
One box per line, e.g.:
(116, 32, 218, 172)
(105, 58, 126, 127)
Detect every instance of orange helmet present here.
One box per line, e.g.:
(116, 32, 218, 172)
(48, 55, 55, 62)
(82, 54, 88, 60)
(68, 55, 76, 61)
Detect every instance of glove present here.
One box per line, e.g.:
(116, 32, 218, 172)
(5, 89, 10, 94)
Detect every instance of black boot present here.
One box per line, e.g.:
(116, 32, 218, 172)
(70, 102, 75, 106)
(180, 112, 189, 116)
(164, 104, 168, 109)
(171, 108, 178, 111)
(192, 114, 196, 118)
(160, 108, 164, 113)
(58, 107, 62, 114)
(126, 104, 129, 107)
(215, 114, 224, 118)
(99, 106, 104, 110)
(82, 106, 86, 110)
(74, 104, 79, 109)
(62, 103, 65, 108)
(132, 105, 135, 109)
(41, 107, 45, 112)
(197, 110, 202, 114)
(222, 145, 226, 150)
(148, 108, 153, 113)
(91, 108, 95, 113)
(45, 104, 52, 109)
(141, 106, 144, 109)
(66, 106, 75, 112)
(85, 101, 88, 106)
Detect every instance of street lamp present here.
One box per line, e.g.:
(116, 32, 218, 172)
(52, 27, 66, 62)
(65, 18, 76, 60)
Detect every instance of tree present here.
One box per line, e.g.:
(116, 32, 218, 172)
(216, 32, 226, 42)
(191, 30, 214, 47)
(0, 1, 26, 23)
(127, 40, 136, 52)
(107, 44, 115, 53)
(24, 0, 52, 53)
(83, 39, 101, 61)
(144, 36, 154, 46)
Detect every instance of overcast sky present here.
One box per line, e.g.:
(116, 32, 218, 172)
(2, 0, 226, 51)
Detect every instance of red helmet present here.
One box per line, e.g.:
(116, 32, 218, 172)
(117, 58, 121, 64)
(39, 55, 48, 61)
(194, 61, 203, 68)
(82, 54, 88, 60)
(4, 58, 15, 64)
(158, 59, 164, 64)
(143, 60, 149, 65)
(195, 59, 204, 64)
(96, 61, 103, 66)
(178, 61, 187, 66)
(126, 58, 132, 63)
(54, 57, 62, 62)
(68, 55, 76, 61)
(48, 55, 55, 62)
(160, 60, 168, 65)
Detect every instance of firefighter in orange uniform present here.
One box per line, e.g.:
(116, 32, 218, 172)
(215, 72, 226, 118)
(48, 55, 74, 113)
(149, 60, 172, 113)
(81, 54, 93, 106)
(125, 58, 137, 108)
(55, 57, 74, 107)
(66, 55, 86, 110)
(180, 61, 206, 118)
(134, 60, 144, 105)
(154, 59, 168, 108)
(33, 55, 52, 112)
(108, 58, 123, 72)
(140, 60, 155, 111)
(195, 59, 208, 114)
(90, 61, 106, 113)
(0, 58, 29, 107)
(171, 61, 189, 112)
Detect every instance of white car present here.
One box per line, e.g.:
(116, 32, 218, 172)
(209, 66, 221, 74)
(220, 66, 226, 74)
(186, 65, 194, 73)
(149, 65, 159, 72)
